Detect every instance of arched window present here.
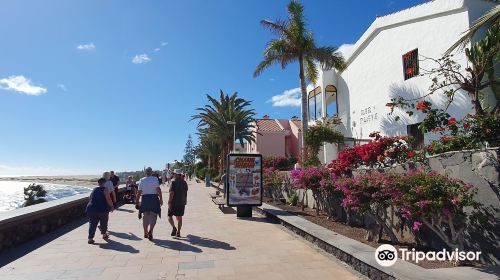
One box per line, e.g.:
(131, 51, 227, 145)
(325, 85, 338, 117)
(308, 86, 322, 121)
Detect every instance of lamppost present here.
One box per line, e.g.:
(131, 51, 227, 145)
(226, 121, 236, 153)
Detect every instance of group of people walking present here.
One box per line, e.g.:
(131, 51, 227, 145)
(85, 167, 188, 244)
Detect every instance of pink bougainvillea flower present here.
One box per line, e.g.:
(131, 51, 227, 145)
(412, 221, 423, 231)
(463, 123, 470, 129)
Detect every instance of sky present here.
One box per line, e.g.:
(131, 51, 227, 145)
(0, 0, 427, 176)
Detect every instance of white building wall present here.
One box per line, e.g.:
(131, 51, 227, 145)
(344, 8, 472, 140)
(308, 0, 497, 163)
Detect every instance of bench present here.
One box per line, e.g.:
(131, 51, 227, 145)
(212, 197, 226, 210)
(208, 190, 221, 199)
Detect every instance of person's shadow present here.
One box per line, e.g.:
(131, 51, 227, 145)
(98, 239, 139, 253)
(108, 231, 141, 241)
(153, 239, 202, 253)
(182, 235, 236, 250)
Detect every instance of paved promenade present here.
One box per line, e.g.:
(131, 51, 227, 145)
(0, 181, 360, 280)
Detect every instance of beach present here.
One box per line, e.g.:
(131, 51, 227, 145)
(0, 175, 100, 212)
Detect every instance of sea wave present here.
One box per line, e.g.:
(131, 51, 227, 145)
(0, 181, 93, 212)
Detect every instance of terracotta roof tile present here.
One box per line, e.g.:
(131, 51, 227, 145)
(256, 119, 283, 132)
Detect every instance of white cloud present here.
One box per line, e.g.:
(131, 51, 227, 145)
(132, 54, 151, 64)
(338, 43, 354, 59)
(0, 75, 47, 96)
(57, 83, 67, 91)
(154, 48, 161, 52)
(76, 43, 95, 51)
(161, 42, 168, 46)
(269, 87, 301, 107)
(269, 78, 275, 82)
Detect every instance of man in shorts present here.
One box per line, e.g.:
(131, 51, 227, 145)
(136, 167, 163, 240)
(168, 169, 188, 238)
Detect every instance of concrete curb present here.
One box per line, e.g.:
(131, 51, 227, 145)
(255, 203, 499, 280)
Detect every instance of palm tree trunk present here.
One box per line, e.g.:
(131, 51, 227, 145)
(299, 56, 309, 164)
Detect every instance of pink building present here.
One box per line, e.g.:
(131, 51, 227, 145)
(247, 116, 302, 158)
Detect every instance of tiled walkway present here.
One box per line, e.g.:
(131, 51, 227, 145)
(0, 181, 360, 280)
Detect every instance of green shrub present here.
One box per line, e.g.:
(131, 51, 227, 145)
(289, 193, 299, 206)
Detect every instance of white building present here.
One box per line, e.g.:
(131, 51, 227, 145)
(307, 0, 497, 164)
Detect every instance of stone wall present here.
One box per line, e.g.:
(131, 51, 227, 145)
(0, 186, 126, 253)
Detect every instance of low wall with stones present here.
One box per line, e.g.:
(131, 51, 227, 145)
(0, 186, 126, 253)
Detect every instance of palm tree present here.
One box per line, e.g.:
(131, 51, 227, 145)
(192, 90, 256, 172)
(446, 4, 499, 54)
(254, 0, 345, 163)
(195, 133, 222, 169)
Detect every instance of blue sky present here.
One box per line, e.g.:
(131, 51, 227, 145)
(0, 0, 426, 175)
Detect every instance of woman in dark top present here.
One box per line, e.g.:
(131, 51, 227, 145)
(86, 178, 114, 244)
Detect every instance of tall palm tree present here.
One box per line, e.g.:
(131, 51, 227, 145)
(192, 90, 256, 172)
(446, 3, 499, 54)
(254, 0, 346, 163)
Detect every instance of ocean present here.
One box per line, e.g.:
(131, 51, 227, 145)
(0, 181, 94, 212)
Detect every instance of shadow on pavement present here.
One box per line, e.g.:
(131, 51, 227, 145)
(221, 207, 236, 214)
(109, 231, 141, 241)
(238, 216, 278, 224)
(114, 208, 135, 213)
(153, 239, 202, 253)
(0, 218, 87, 267)
(183, 234, 236, 250)
(98, 239, 139, 253)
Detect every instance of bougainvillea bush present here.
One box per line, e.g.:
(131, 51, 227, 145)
(333, 171, 403, 242)
(395, 169, 477, 251)
(263, 167, 286, 201)
(290, 166, 342, 216)
(331, 169, 477, 250)
(263, 156, 297, 171)
(328, 132, 416, 176)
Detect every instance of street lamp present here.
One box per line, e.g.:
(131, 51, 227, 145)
(226, 121, 236, 153)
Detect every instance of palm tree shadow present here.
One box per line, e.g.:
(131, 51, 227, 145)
(98, 239, 139, 253)
(153, 239, 203, 253)
(183, 234, 236, 250)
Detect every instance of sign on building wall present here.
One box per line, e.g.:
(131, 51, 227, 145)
(359, 105, 378, 125)
(226, 153, 262, 207)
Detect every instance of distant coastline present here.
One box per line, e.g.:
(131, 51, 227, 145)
(0, 175, 99, 187)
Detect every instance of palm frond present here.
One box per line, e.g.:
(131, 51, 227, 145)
(446, 5, 500, 54)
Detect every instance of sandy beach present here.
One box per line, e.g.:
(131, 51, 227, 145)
(0, 175, 100, 187)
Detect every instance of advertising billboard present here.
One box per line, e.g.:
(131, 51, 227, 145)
(226, 153, 262, 207)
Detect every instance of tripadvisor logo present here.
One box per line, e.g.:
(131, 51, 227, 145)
(375, 244, 482, 267)
(375, 244, 397, 267)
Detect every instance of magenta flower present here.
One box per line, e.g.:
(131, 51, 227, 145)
(412, 221, 423, 231)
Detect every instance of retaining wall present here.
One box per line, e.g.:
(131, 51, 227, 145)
(0, 186, 125, 253)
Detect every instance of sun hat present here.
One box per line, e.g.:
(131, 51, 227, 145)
(174, 169, 182, 175)
(145, 167, 153, 172)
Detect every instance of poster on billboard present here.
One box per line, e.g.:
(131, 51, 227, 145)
(226, 153, 262, 207)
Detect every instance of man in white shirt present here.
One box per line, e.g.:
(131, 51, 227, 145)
(136, 167, 163, 240)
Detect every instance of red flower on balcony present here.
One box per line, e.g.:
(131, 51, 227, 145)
(405, 67, 415, 75)
(463, 122, 470, 129)
(407, 151, 415, 158)
(416, 100, 428, 111)
(447, 117, 457, 126)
